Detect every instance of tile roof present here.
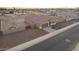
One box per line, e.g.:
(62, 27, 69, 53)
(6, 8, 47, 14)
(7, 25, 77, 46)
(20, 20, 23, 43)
(25, 13, 49, 25)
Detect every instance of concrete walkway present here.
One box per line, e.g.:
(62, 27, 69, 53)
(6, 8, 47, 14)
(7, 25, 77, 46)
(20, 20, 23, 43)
(43, 27, 56, 33)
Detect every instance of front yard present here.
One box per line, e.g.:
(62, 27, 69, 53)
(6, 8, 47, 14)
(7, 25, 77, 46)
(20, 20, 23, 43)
(0, 28, 48, 50)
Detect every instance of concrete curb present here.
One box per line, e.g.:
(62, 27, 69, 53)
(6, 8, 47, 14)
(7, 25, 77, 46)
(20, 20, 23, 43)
(6, 22, 79, 51)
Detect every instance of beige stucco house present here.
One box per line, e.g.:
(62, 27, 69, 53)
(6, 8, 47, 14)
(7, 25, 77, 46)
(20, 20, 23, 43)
(25, 13, 50, 29)
(49, 16, 66, 25)
(25, 13, 65, 29)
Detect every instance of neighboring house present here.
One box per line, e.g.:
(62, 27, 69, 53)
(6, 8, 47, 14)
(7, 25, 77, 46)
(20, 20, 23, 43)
(25, 13, 50, 29)
(52, 20, 74, 29)
(0, 14, 27, 35)
(56, 12, 79, 21)
(14, 12, 26, 15)
(25, 13, 65, 29)
(49, 16, 65, 26)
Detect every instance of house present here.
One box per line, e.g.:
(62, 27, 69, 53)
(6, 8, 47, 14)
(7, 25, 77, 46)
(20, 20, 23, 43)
(0, 14, 28, 35)
(52, 20, 74, 29)
(49, 16, 66, 26)
(25, 13, 50, 29)
(56, 12, 79, 21)
(25, 13, 65, 29)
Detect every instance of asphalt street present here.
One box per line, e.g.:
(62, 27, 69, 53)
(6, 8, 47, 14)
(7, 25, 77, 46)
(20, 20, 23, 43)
(23, 25, 79, 51)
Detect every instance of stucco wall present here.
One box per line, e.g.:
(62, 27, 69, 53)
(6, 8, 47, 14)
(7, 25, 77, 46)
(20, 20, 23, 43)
(1, 18, 26, 34)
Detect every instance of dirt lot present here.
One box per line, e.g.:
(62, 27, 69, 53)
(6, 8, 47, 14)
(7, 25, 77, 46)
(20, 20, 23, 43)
(0, 28, 48, 50)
